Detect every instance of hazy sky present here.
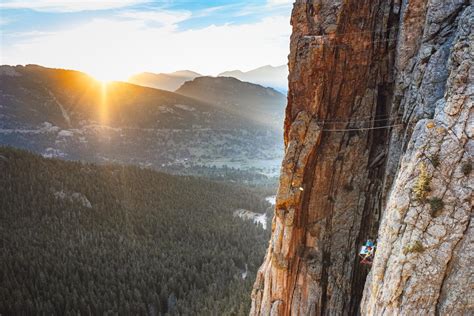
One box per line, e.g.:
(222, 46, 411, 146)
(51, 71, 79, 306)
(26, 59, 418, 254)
(0, 0, 293, 80)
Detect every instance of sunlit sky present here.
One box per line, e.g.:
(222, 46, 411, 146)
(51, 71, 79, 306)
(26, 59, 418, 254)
(0, 0, 293, 81)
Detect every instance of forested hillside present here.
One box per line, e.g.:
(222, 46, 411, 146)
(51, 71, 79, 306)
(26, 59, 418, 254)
(0, 147, 270, 315)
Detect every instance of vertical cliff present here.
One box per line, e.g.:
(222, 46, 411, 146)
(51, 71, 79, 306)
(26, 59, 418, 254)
(250, 0, 472, 315)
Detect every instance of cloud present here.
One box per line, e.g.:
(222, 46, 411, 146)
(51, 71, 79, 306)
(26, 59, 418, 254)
(0, 0, 150, 12)
(235, 0, 292, 18)
(191, 4, 238, 18)
(0, 17, 13, 26)
(2, 12, 291, 78)
(118, 10, 192, 27)
(267, 0, 294, 6)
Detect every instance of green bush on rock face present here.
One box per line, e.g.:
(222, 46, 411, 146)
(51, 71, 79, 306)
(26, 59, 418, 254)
(429, 197, 444, 217)
(403, 240, 425, 255)
(413, 163, 431, 202)
(462, 161, 472, 176)
(430, 154, 440, 168)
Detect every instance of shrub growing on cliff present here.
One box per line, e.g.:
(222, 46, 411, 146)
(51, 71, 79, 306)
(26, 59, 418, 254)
(403, 240, 425, 255)
(413, 163, 431, 201)
(429, 154, 440, 168)
(462, 161, 472, 176)
(429, 197, 444, 217)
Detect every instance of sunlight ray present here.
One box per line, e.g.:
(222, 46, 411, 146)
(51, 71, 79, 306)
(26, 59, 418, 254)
(99, 81, 109, 126)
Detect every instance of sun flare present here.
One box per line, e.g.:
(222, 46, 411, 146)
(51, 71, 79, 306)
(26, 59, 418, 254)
(88, 71, 116, 83)
(99, 81, 109, 125)
(87, 66, 130, 83)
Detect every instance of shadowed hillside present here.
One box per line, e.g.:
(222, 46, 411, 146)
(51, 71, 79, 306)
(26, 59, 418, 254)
(176, 76, 286, 130)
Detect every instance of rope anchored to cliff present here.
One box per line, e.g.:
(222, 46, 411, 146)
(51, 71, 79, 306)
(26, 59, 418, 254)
(322, 123, 403, 132)
(317, 114, 405, 132)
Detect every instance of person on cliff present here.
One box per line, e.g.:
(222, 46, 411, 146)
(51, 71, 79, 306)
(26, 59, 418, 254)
(359, 239, 376, 265)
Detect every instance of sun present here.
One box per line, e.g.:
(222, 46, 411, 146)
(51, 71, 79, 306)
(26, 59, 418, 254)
(86, 66, 130, 83)
(88, 70, 118, 83)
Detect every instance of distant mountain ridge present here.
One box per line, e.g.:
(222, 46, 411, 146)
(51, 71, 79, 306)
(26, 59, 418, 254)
(218, 65, 288, 92)
(129, 64, 288, 93)
(128, 70, 201, 91)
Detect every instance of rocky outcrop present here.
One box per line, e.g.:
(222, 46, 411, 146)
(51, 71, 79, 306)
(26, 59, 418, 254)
(251, 0, 472, 315)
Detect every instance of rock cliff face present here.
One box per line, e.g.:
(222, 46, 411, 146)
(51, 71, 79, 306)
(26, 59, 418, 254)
(250, 0, 472, 315)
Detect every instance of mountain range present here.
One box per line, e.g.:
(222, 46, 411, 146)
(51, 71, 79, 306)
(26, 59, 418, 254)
(0, 64, 285, 179)
(218, 65, 288, 92)
(128, 65, 288, 93)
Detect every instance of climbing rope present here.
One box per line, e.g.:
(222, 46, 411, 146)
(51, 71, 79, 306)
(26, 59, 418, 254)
(321, 123, 403, 132)
(302, 26, 400, 39)
(322, 115, 404, 132)
(295, 114, 405, 132)
(317, 114, 403, 124)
